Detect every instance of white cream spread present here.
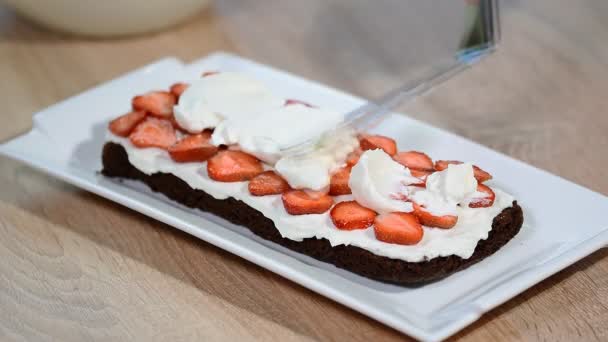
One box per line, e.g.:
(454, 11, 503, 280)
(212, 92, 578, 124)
(349, 149, 419, 214)
(107, 133, 515, 262)
(173, 72, 284, 133)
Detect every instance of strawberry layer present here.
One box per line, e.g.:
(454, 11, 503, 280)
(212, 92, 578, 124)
(107, 132, 515, 263)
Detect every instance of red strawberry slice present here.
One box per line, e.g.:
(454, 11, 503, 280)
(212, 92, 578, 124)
(129, 117, 177, 149)
(109, 110, 146, 137)
(434, 160, 459, 171)
(330, 201, 377, 230)
(201, 71, 219, 77)
(170, 83, 189, 99)
(434, 160, 493, 183)
(412, 203, 458, 229)
(329, 167, 352, 196)
(248, 171, 291, 196)
(281, 190, 333, 215)
(360, 135, 397, 156)
(207, 150, 263, 182)
(472, 166, 492, 183)
(168, 131, 218, 163)
(373, 212, 424, 245)
(285, 99, 313, 107)
(393, 151, 434, 171)
(132, 91, 176, 118)
(468, 184, 496, 208)
(409, 169, 434, 187)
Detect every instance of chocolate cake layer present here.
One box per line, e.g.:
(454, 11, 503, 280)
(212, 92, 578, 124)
(102, 142, 524, 284)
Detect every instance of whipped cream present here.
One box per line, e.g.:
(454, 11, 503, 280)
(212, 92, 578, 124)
(411, 163, 478, 216)
(173, 72, 284, 133)
(274, 127, 359, 190)
(427, 163, 477, 202)
(106, 133, 515, 262)
(211, 104, 348, 164)
(349, 149, 419, 214)
(174, 72, 358, 190)
(211, 103, 358, 190)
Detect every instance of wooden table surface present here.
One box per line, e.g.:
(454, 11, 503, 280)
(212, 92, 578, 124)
(1, 0, 607, 341)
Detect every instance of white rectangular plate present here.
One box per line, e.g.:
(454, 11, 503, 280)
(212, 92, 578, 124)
(1, 52, 607, 342)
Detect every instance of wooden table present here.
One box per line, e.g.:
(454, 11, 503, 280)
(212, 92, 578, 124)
(1, 0, 607, 340)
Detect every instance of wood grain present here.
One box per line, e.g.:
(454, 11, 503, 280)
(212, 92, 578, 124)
(1, 0, 607, 341)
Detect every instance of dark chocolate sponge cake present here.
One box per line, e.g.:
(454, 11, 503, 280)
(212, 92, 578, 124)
(102, 142, 524, 284)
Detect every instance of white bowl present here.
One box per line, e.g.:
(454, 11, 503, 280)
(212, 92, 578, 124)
(2, 0, 211, 37)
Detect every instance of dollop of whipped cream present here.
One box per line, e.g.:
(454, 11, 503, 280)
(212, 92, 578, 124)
(173, 72, 284, 133)
(210, 100, 359, 191)
(349, 149, 419, 214)
(211, 104, 347, 164)
(411, 163, 478, 215)
(274, 127, 359, 190)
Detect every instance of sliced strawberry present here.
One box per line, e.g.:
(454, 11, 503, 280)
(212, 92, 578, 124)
(373, 212, 423, 245)
(434, 160, 492, 183)
(346, 149, 362, 167)
(132, 91, 176, 118)
(109, 110, 146, 137)
(285, 99, 313, 107)
(207, 150, 263, 182)
(129, 117, 177, 149)
(472, 166, 492, 183)
(393, 151, 434, 171)
(409, 169, 434, 187)
(412, 203, 458, 229)
(170, 82, 189, 99)
(329, 167, 351, 196)
(248, 171, 290, 196)
(168, 131, 217, 163)
(330, 201, 377, 230)
(360, 135, 397, 156)
(281, 190, 333, 215)
(468, 184, 496, 208)
(434, 160, 455, 171)
(434, 160, 459, 171)
(201, 71, 219, 77)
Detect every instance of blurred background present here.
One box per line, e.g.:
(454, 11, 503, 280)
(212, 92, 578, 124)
(1, 0, 607, 191)
(2, 0, 497, 98)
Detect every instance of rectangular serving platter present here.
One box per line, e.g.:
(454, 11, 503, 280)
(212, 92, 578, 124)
(1, 52, 607, 342)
